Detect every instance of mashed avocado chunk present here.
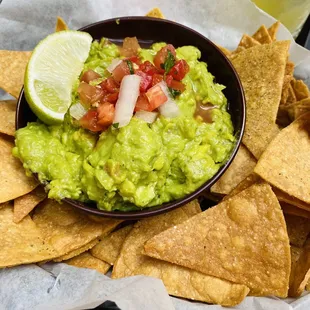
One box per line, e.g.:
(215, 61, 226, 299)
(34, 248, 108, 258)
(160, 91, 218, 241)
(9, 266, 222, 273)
(14, 40, 235, 211)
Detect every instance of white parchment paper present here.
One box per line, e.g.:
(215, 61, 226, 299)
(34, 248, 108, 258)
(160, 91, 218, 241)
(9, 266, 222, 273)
(0, 0, 309, 309)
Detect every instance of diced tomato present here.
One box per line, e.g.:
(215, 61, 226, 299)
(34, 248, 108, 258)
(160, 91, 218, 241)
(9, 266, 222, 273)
(152, 73, 164, 87)
(97, 103, 115, 127)
(164, 75, 173, 87)
(100, 77, 119, 93)
(79, 109, 105, 132)
(112, 61, 130, 82)
(136, 71, 152, 92)
(146, 84, 168, 111)
(104, 92, 119, 103)
(139, 61, 158, 75)
(153, 44, 176, 72)
(127, 56, 141, 66)
(119, 37, 141, 57)
(169, 80, 185, 92)
(80, 69, 101, 83)
(168, 59, 190, 81)
(78, 82, 104, 108)
(135, 94, 152, 112)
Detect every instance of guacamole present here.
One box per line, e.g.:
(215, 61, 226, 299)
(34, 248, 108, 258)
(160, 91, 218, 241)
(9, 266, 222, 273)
(13, 39, 235, 211)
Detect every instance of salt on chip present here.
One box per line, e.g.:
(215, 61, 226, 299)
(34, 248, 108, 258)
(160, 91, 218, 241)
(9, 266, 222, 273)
(211, 144, 256, 195)
(0, 204, 57, 267)
(231, 41, 289, 158)
(291, 79, 310, 101)
(55, 16, 69, 32)
(255, 114, 310, 204)
(0, 136, 38, 203)
(54, 238, 100, 262)
(284, 214, 310, 247)
(91, 225, 132, 265)
(252, 25, 273, 44)
(0, 50, 31, 98)
(0, 100, 17, 136)
(281, 202, 310, 220)
(289, 238, 310, 297)
(13, 186, 46, 223)
(144, 183, 291, 297)
(112, 201, 249, 306)
(32, 199, 103, 257)
(65, 252, 111, 275)
(268, 21, 280, 41)
(146, 8, 165, 18)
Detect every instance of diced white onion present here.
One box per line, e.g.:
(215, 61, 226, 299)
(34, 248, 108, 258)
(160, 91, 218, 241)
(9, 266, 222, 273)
(69, 101, 88, 120)
(113, 75, 141, 127)
(157, 81, 180, 118)
(135, 111, 158, 123)
(107, 58, 122, 73)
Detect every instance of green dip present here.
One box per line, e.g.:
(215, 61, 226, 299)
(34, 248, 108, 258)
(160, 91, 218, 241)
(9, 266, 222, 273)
(13, 39, 235, 211)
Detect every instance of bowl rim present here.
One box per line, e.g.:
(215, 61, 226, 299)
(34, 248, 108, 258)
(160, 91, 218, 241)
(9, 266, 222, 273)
(16, 16, 246, 219)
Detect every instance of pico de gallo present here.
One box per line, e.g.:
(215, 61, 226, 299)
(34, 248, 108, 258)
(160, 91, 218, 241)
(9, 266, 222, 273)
(71, 37, 190, 132)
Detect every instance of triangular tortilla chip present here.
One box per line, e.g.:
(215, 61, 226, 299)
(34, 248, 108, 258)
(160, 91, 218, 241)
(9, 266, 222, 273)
(146, 8, 165, 18)
(255, 114, 310, 204)
(144, 183, 291, 297)
(238, 34, 260, 49)
(55, 16, 69, 32)
(274, 188, 310, 212)
(252, 25, 272, 44)
(268, 21, 280, 41)
(281, 202, 310, 219)
(284, 214, 310, 247)
(13, 186, 46, 223)
(287, 84, 297, 104)
(91, 225, 132, 265)
(0, 100, 16, 136)
(291, 79, 310, 101)
(54, 238, 99, 262)
(281, 74, 293, 105)
(231, 41, 289, 158)
(65, 252, 111, 274)
(0, 204, 57, 267)
(289, 238, 310, 297)
(0, 50, 31, 98)
(112, 201, 249, 306)
(32, 199, 104, 257)
(0, 136, 38, 203)
(211, 144, 256, 195)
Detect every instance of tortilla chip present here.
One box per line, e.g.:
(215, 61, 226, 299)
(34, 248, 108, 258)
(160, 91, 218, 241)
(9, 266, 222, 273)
(0, 50, 31, 98)
(211, 144, 256, 195)
(289, 246, 303, 288)
(112, 201, 249, 306)
(145, 8, 165, 19)
(32, 199, 104, 257)
(307, 279, 310, 290)
(284, 214, 310, 247)
(54, 238, 100, 262)
(291, 79, 310, 101)
(274, 188, 310, 212)
(87, 214, 122, 226)
(65, 252, 111, 274)
(252, 25, 273, 44)
(223, 173, 262, 201)
(287, 84, 297, 104)
(281, 202, 310, 219)
(238, 34, 261, 49)
(289, 238, 310, 297)
(281, 75, 293, 105)
(285, 61, 295, 76)
(0, 204, 57, 267)
(144, 183, 291, 297)
(55, 16, 69, 32)
(231, 41, 289, 158)
(13, 186, 46, 223)
(91, 225, 132, 265)
(268, 21, 280, 41)
(292, 98, 310, 120)
(0, 136, 38, 203)
(255, 114, 310, 204)
(0, 100, 17, 136)
(217, 45, 232, 56)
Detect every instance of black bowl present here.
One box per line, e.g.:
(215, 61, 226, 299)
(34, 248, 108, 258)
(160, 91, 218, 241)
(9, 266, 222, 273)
(16, 16, 245, 220)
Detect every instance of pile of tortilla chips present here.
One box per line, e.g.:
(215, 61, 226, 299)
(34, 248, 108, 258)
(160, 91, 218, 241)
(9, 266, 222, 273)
(0, 11, 310, 307)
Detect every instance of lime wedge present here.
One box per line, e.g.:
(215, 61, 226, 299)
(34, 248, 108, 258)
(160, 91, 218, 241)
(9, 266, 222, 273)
(24, 31, 92, 124)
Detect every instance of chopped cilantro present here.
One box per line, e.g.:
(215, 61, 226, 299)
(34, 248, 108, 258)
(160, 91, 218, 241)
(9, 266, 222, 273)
(168, 87, 181, 98)
(161, 50, 175, 74)
(112, 123, 119, 129)
(126, 60, 134, 74)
